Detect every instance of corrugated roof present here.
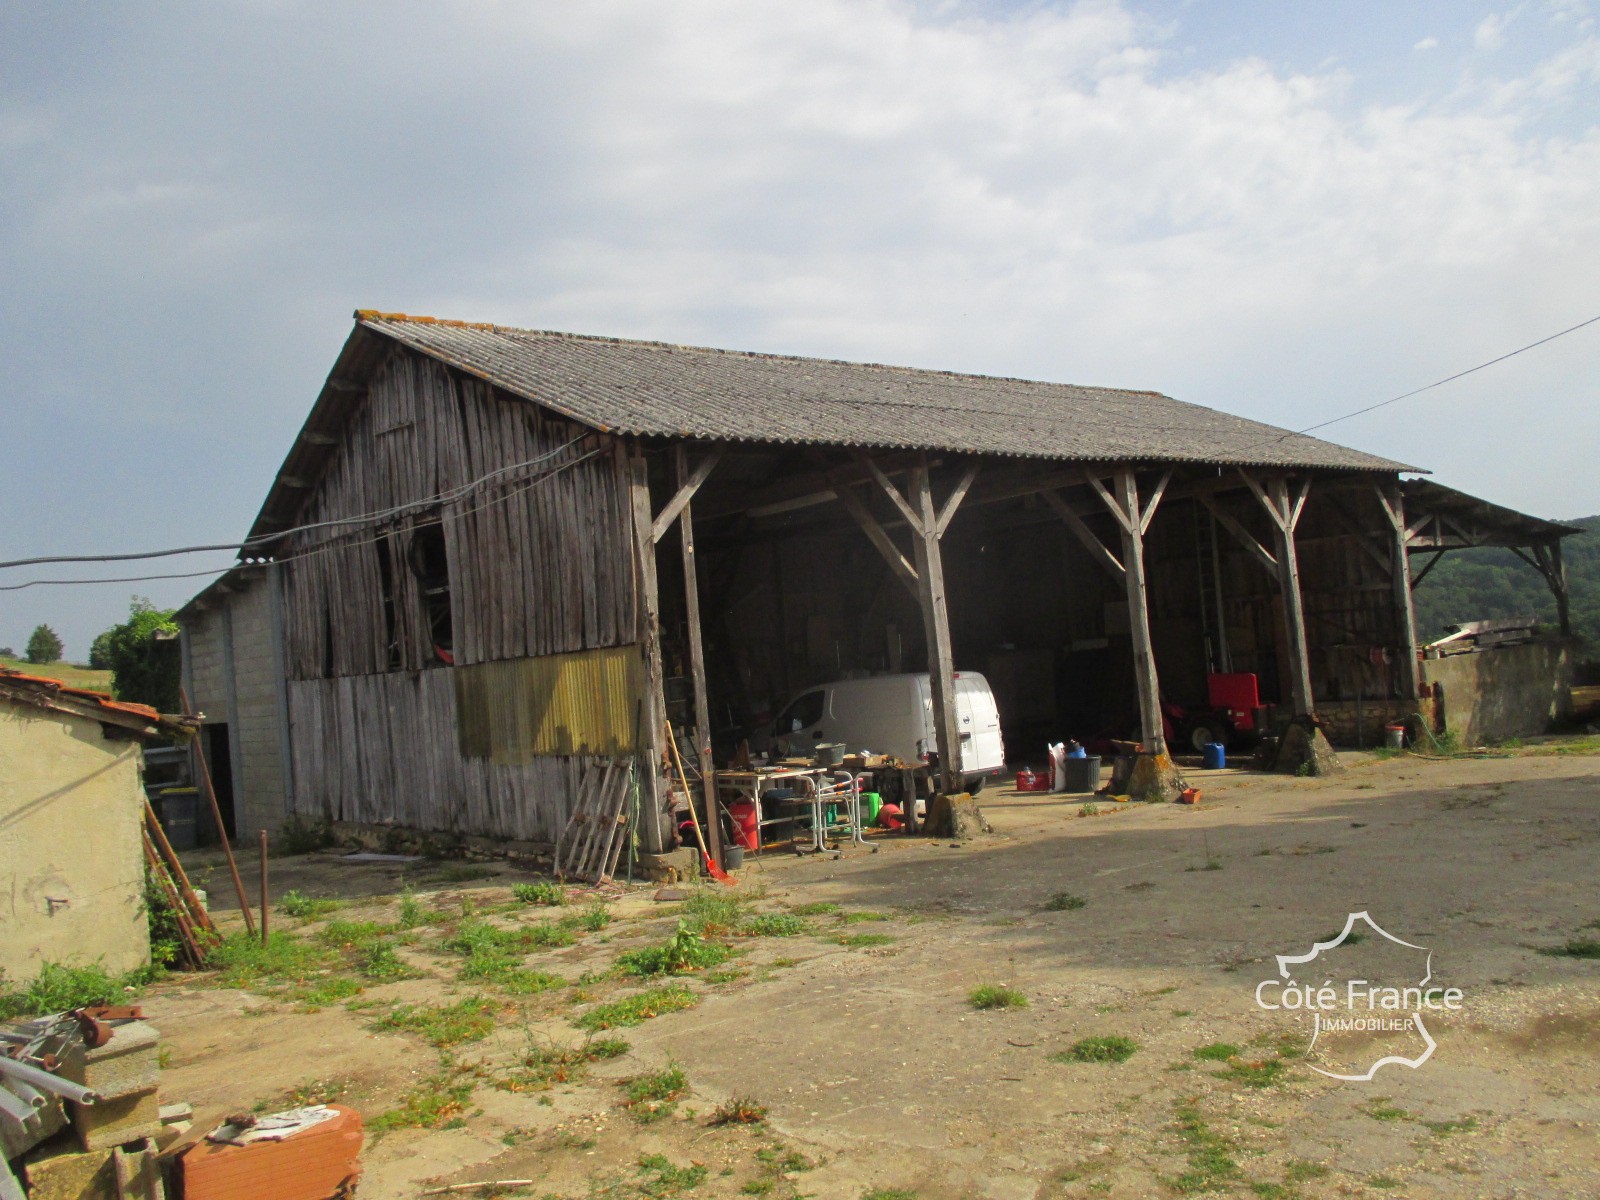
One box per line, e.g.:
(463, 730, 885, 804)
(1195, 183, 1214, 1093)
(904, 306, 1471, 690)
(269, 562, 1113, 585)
(355, 311, 1416, 473)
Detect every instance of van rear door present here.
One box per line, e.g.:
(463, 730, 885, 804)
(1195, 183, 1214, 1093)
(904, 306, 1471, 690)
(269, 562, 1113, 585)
(954, 673, 1005, 774)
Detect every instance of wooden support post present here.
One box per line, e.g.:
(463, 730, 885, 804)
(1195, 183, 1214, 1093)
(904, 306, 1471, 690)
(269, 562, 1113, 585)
(675, 445, 722, 869)
(1535, 542, 1572, 637)
(1242, 473, 1314, 717)
(625, 447, 668, 854)
(1374, 484, 1422, 701)
(911, 457, 963, 800)
(1088, 469, 1169, 755)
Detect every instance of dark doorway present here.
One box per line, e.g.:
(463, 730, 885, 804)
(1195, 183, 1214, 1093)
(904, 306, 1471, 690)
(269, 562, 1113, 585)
(202, 723, 237, 842)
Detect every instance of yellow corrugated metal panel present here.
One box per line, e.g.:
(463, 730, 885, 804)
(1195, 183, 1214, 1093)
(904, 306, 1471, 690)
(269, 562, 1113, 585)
(455, 645, 641, 762)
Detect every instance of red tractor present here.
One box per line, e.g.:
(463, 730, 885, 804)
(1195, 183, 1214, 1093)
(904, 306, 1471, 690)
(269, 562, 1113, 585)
(1162, 672, 1276, 753)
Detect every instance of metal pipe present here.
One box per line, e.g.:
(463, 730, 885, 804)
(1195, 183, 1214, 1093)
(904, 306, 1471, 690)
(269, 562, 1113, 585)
(4, 1079, 44, 1109)
(0, 1057, 99, 1104)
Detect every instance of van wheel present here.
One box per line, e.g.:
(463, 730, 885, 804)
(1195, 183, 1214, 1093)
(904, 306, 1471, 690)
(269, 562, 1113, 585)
(962, 775, 987, 796)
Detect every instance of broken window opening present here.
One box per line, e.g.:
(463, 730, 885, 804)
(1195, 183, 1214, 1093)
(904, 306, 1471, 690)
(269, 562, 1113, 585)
(376, 532, 401, 670)
(408, 518, 455, 665)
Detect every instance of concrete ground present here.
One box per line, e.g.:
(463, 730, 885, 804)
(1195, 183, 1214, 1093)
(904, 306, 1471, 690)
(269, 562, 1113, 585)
(150, 745, 1600, 1199)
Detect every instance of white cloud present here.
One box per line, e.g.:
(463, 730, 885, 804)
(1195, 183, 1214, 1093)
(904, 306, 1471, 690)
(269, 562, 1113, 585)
(2, 0, 1600, 652)
(1476, 8, 1521, 50)
(1414, 36, 1440, 51)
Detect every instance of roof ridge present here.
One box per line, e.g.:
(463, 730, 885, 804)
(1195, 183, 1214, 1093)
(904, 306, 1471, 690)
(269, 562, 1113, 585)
(354, 309, 1169, 400)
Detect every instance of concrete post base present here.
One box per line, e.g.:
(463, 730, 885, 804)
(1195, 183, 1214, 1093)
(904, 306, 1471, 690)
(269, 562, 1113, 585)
(1272, 721, 1344, 776)
(1125, 752, 1188, 802)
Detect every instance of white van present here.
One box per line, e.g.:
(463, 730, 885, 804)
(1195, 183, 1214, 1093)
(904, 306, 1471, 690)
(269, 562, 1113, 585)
(772, 672, 1006, 792)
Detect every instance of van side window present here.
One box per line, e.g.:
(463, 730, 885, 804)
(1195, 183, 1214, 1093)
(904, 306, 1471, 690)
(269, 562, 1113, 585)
(779, 690, 825, 732)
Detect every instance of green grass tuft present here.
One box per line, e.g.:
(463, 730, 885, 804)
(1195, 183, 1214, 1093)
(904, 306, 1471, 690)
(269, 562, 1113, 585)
(1191, 1042, 1240, 1062)
(1540, 938, 1600, 959)
(512, 881, 567, 906)
(374, 996, 499, 1047)
(740, 912, 809, 937)
(968, 983, 1028, 1010)
(575, 985, 699, 1031)
(278, 890, 341, 919)
(1045, 892, 1088, 911)
(625, 1061, 689, 1122)
(368, 1072, 474, 1132)
(832, 932, 894, 948)
(636, 1154, 708, 1195)
(1056, 1036, 1138, 1064)
(617, 923, 733, 977)
(0, 961, 150, 1020)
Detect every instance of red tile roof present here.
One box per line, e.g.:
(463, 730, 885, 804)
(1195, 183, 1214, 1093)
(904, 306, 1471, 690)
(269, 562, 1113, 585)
(0, 667, 191, 735)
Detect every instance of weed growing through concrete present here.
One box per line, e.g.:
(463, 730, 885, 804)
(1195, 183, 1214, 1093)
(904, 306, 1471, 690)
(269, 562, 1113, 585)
(788, 901, 840, 915)
(1045, 892, 1088, 911)
(1192, 1042, 1240, 1062)
(1423, 1116, 1478, 1137)
(617, 923, 734, 977)
(278, 890, 341, 919)
(494, 1034, 629, 1092)
(832, 932, 894, 948)
(861, 1189, 918, 1200)
(969, 984, 1028, 1010)
(710, 1096, 769, 1125)
(512, 881, 567, 905)
(368, 1071, 475, 1132)
(635, 1154, 708, 1194)
(625, 1061, 689, 1122)
(1540, 938, 1600, 959)
(575, 984, 698, 1030)
(1057, 1036, 1138, 1063)
(355, 942, 419, 982)
(1168, 1100, 1240, 1194)
(740, 913, 809, 937)
(374, 996, 499, 1047)
(835, 910, 892, 924)
(560, 902, 612, 932)
(1363, 1098, 1412, 1122)
(207, 930, 334, 990)
(0, 961, 156, 1020)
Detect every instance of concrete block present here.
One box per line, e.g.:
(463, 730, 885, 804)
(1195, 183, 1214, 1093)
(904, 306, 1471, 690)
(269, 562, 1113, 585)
(57, 1020, 161, 1100)
(69, 1086, 161, 1152)
(638, 848, 700, 883)
(21, 1135, 116, 1200)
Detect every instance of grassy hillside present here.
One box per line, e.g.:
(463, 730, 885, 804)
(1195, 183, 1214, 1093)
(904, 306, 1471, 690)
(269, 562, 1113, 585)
(1411, 515, 1598, 653)
(0, 656, 115, 692)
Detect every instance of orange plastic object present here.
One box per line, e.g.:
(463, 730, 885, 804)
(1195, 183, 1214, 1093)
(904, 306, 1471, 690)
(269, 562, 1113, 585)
(178, 1105, 363, 1200)
(1178, 788, 1201, 805)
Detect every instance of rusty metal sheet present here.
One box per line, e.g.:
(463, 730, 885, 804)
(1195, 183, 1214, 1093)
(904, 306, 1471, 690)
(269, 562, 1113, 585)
(455, 645, 641, 761)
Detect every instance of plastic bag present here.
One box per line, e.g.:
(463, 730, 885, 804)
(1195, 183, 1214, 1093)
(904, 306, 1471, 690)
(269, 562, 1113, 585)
(1047, 742, 1068, 792)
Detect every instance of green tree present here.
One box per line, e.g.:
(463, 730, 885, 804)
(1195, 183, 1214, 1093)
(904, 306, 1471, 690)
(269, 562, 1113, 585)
(87, 629, 115, 671)
(100, 598, 181, 711)
(25, 625, 63, 664)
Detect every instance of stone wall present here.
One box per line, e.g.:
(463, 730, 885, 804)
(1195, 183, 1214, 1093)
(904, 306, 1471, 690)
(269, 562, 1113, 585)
(1318, 695, 1438, 749)
(1423, 639, 1575, 746)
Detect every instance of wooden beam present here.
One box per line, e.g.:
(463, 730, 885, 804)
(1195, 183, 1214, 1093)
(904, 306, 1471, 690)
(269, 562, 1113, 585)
(1091, 469, 1165, 754)
(911, 456, 962, 801)
(626, 446, 668, 854)
(1410, 548, 1447, 591)
(1139, 470, 1173, 534)
(1241, 471, 1314, 717)
(651, 448, 723, 543)
(1198, 496, 1277, 575)
(856, 451, 925, 533)
(1323, 493, 1394, 576)
(1374, 484, 1422, 701)
(832, 479, 920, 598)
(675, 445, 721, 870)
(1549, 541, 1572, 636)
(934, 463, 981, 537)
(1042, 489, 1124, 580)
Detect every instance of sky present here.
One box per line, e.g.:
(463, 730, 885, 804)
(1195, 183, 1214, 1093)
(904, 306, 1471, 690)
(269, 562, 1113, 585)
(2, 0, 1597, 659)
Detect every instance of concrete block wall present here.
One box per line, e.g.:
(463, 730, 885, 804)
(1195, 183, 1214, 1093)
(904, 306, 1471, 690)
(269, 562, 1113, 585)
(179, 575, 290, 843)
(1424, 639, 1574, 746)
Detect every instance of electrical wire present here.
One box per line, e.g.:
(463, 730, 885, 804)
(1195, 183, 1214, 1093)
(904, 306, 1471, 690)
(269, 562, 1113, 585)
(0, 446, 607, 593)
(0, 433, 591, 571)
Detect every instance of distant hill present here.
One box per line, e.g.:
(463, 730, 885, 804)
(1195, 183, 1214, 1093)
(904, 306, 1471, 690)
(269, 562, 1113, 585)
(0, 656, 115, 692)
(1410, 515, 1598, 654)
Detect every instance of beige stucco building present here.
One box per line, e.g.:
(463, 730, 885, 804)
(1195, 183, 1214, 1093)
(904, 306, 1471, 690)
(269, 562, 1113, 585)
(0, 669, 187, 981)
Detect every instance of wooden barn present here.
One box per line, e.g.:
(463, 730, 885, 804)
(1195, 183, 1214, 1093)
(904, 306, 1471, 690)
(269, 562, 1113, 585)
(176, 311, 1578, 860)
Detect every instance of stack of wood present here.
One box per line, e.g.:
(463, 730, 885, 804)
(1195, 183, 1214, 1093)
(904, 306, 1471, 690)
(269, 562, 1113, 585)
(1426, 617, 1538, 657)
(552, 759, 633, 883)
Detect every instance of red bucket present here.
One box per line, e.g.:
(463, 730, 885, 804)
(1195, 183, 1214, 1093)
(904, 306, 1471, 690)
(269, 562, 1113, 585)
(726, 800, 759, 850)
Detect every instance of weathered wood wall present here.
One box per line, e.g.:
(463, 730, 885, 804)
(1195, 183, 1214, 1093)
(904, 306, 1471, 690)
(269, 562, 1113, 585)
(275, 346, 639, 841)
